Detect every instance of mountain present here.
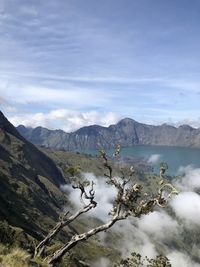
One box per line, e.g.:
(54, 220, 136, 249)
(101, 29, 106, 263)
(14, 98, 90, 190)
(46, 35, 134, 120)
(17, 118, 200, 150)
(0, 111, 67, 238)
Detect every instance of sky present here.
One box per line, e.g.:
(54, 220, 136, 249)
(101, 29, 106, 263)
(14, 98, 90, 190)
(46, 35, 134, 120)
(1, 0, 200, 132)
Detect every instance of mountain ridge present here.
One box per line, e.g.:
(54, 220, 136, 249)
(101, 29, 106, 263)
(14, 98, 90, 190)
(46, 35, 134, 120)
(16, 117, 200, 150)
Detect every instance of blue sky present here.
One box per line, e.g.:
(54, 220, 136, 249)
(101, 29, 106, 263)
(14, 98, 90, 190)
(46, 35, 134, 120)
(1, 0, 200, 131)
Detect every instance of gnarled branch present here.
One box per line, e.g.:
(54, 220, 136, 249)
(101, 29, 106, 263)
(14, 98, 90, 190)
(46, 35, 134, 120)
(35, 181, 96, 257)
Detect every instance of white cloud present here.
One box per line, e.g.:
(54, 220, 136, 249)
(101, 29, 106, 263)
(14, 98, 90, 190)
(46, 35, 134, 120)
(0, 96, 18, 113)
(170, 192, 200, 227)
(0, 71, 164, 84)
(138, 211, 179, 241)
(114, 219, 157, 259)
(167, 251, 200, 267)
(0, 84, 102, 106)
(176, 166, 200, 191)
(61, 172, 117, 220)
(9, 109, 121, 132)
(170, 118, 200, 129)
(148, 154, 161, 164)
(170, 167, 200, 227)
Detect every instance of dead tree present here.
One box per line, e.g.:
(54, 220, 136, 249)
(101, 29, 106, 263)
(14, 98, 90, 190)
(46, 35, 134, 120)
(34, 181, 96, 257)
(47, 148, 178, 266)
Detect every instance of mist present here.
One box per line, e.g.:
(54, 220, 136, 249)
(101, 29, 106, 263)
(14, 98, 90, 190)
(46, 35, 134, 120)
(60, 172, 117, 221)
(148, 154, 162, 164)
(61, 167, 200, 267)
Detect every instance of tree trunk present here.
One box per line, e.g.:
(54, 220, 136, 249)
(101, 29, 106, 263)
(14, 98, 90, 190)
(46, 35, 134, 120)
(48, 217, 120, 266)
(35, 203, 95, 257)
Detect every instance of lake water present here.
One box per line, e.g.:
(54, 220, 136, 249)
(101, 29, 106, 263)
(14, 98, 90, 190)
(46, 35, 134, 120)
(85, 145, 200, 176)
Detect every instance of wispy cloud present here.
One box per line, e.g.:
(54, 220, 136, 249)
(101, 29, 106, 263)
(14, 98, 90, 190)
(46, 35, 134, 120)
(0, 70, 165, 84)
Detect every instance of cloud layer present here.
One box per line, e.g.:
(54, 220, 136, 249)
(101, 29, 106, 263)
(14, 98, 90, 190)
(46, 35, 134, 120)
(9, 109, 121, 132)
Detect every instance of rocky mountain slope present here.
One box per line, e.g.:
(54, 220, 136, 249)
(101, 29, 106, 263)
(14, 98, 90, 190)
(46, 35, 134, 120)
(17, 118, 200, 150)
(0, 111, 67, 238)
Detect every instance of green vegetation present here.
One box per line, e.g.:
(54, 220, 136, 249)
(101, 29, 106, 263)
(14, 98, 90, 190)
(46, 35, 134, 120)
(117, 252, 171, 267)
(0, 243, 49, 267)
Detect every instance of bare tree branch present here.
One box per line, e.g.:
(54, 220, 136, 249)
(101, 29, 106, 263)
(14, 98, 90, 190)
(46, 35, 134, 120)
(34, 181, 97, 257)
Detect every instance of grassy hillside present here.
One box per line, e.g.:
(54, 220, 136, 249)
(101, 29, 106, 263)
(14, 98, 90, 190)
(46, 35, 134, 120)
(0, 128, 68, 239)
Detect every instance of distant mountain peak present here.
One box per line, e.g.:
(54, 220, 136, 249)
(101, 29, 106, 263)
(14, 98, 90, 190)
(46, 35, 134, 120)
(117, 118, 137, 124)
(178, 124, 194, 130)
